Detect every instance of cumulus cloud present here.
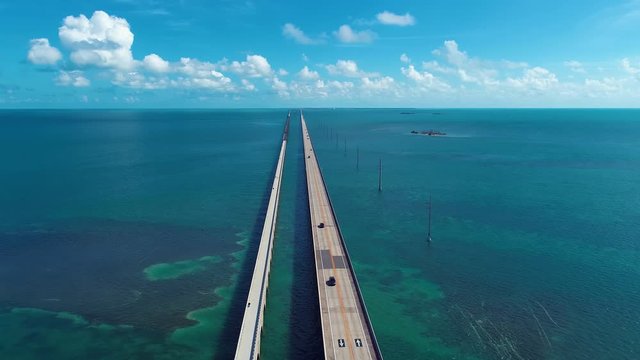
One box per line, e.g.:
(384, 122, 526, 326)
(113, 69, 234, 91)
(584, 77, 625, 96)
(326, 60, 377, 78)
(173, 58, 234, 89)
(376, 11, 416, 26)
(432, 40, 498, 86)
(112, 55, 235, 91)
(564, 60, 585, 73)
(175, 57, 218, 77)
(334, 25, 376, 44)
(143, 54, 170, 73)
(269, 77, 289, 97)
(435, 40, 468, 67)
(29, 10, 640, 106)
(271, 77, 287, 90)
(298, 66, 319, 80)
(58, 10, 135, 70)
(27, 38, 62, 65)
(241, 79, 256, 91)
(361, 76, 395, 90)
(227, 55, 273, 78)
(507, 67, 558, 91)
(183, 74, 232, 90)
(112, 71, 168, 89)
(621, 58, 640, 75)
(56, 70, 90, 87)
(401, 65, 451, 91)
(282, 23, 322, 45)
(289, 80, 329, 98)
(287, 79, 355, 99)
(422, 60, 455, 74)
(30, 9, 280, 94)
(327, 80, 355, 94)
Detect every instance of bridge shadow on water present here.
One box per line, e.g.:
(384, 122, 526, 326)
(288, 119, 324, 360)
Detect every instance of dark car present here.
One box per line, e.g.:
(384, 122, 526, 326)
(326, 276, 336, 286)
(318, 222, 325, 228)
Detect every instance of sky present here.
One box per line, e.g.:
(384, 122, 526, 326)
(2, 0, 640, 108)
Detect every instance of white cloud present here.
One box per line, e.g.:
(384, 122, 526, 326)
(327, 80, 355, 95)
(56, 70, 90, 87)
(270, 77, 289, 97)
(326, 60, 359, 77)
(584, 77, 624, 95)
(288, 79, 355, 99)
(185, 75, 232, 89)
(113, 61, 234, 91)
(333, 25, 376, 44)
(437, 40, 468, 67)
(112, 71, 168, 89)
(227, 55, 273, 78)
(376, 11, 416, 26)
(118, 71, 233, 91)
(326, 60, 377, 78)
(507, 67, 558, 91)
(143, 53, 170, 73)
(282, 23, 322, 45)
(271, 77, 287, 90)
(29, 10, 640, 107)
(175, 57, 219, 77)
(27, 38, 62, 65)
(564, 60, 586, 73)
(361, 76, 395, 90)
(298, 66, 319, 80)
(401, 65, 451, 91)
(432, 40, 498, 86)
(241, 79, 256, 91)
(422, 60, 455, 74)
(59, 10, 135, 70)
(621, 58, 640, 75)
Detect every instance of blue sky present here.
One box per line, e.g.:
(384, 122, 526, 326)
(2, 0, 640, 107)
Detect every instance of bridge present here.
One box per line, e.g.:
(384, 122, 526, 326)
(233, 112, 290, 360)
(301, 113, 383, 360)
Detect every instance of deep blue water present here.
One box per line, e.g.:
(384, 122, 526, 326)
(1, 109, 640, 359)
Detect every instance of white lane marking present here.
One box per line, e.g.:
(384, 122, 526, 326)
(305, 118, 375, 359)
(302, 118, 337, 360)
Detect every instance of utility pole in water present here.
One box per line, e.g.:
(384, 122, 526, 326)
(378, 158, 382, 192)
(427, 195, 432, 245)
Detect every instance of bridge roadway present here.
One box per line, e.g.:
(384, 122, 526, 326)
(301, 113, 383, 360)
(234, 112, 290, 360)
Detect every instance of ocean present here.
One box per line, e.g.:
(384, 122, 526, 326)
(1, 109, 639, 359)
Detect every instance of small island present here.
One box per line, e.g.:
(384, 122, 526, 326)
(411, 129, 447, 136)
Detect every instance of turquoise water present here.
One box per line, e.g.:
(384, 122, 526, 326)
(1, 109, 640, 359)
